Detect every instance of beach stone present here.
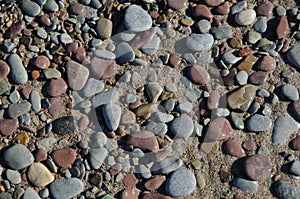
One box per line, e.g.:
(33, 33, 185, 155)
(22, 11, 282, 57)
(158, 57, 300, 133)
(52, 148, 76, 168)
(185, 34, 214, 52)
(7, 54, 28, 84)
(130, 28, 156, 50)
(207, 91, 220, 110)
(247, 114, 272, 132)
(275, 5, 286, 16)
(94, 49, 116, 60)
(211, 26, 232, 40)
(195, 19, 211, 33)
(21, 0, 41, 16)
(127, 131, 159, 152)
(236, 70, 248, 85)
(290, 161, 300, 176)
(115, 42, 135, 64)
(30, 90, 41, 113)
(281, 84, 299, 101)
(8, 101, 31, 119)
(124, 5, 152, 32)
(35, 148, 47, 162)
(90, 57, 117, 80)
(48, 98, 63, 118)
(92, 90, 119, 108)
(249, 71, 268, 85)
(256, 55, 276, 71)
(235, 10, 256, 26)
(167, 0, 186, 10)
(44, 0, 59, 12)
(193, 5, 213, 19)
(123, 173, 138, 187)
(288, 44, 300, 69)
(170, 115, 194, 140)
(4, 144, 34, 170)
(206, 118, 233, 141)
(141, 37, 160, 56)
(50, 178, 84, 199)
(0, 193, 12, 199)
(230, 112, 244, 130)
(34, 55, 50, 69)
(244, 154, 272, 181)
(228, 84, 257, 112)
(205, 0, 224, 6)
(146, 83, 163, 103)
(178, 101, 193, 113)
(47, 78, 68, 97)
(0, 118, 18, 136)
(145, 176, 166, 191)
(0, 61, 10, 82)
(69, 3, 86, 15)
(65, 60, 89, 91)
(89, 147, 108, 169)
(151, 112, 174, 123)
(23, 188, 41, 199)
(233, 177, 258, 192)
(189, 65, 210, 88)
(96, 18, 112, 40)
(81, 78, 104, 98)
(215, 2, 230, 15)
(222, 50, 242, 64)
(121, 188, 140, 199)
(276, 16, 289, 39)
(224, 139, 245, 158)
(52, 116, 76, 135)
(254, 16, 267, 33)
(165, 168, 196, 197)
(103, 103, 121, 131)
(256, 2, 274, 17)
(6, 169, 21, 184)
(231, 0, 247, 14)
(27, 163, 54, 187)
(44, 68, 61, 79)
(274, 181, 300, 199)
(272, 114, 299, 144)
(247, 31, 262, 44)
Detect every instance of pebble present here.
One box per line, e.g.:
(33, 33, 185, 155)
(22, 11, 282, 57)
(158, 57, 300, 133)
(244, 154, 272, 181)
(52, 116, 76, 135)
(52, 148, 76, 168)
(4, 144, 34, 170)
(146, 83, 163, 103)
(43, 0, 59, 12)
(89, 147, 108, 169)
(96, 18, 112, 40)
(6, 169, 21, 184)
(65, 60, 89, 91)
(151, 112, 174, 123)
(178, 101, 193, 113)
(206, 118, 233, 141)
(211, 26, 232, 40)
(230, 112, 244, 130)
(235, 10, 256, 26)
(121, 188, 140, 199)
(290, 160, 300, 176)
(7, 54, 28, 84)
(34, 55, 50, 70)
(8, 101, 31, 119)
(247, 114, 272, 132)
(257, 55, 276, 71)
(103, 103, 121, 131)
(47, 78, 68, 97)
(50, 178, 84, 199)
(167, 0, 186, 10)
(249, 71, 268, 85)
(276, 16, 289, 39)
(288, 44, 300, 69)
(124, 5, 152, 32)
(256, 2, 274, 17)
(30, 90, 41, 113)
(90, 57, 117, 79)
(236, 70, 248, 85)
(141, 37, 160, 55)
(127, 131, 159, 152)
(272, 113, 299, 144)
(81, 78, 104, 98)
(281, 84, 299, 101)
(170, 115, 194, 140)
(231, 1, 247, 14)
(0, 118, 18, 136)
(0, 61, 10, 82)
(165, 168, 196, 197)
(115, 42, 135, 64)
(254, 16, 267, 33)
(222, 50, 242, 64)
(27, 163, 54, 187)
(247, 31, 262, 44)
(193, 5, 213, 19)
(123, 173, 138, 188)
(233, 177, 258, 192)
(188, 65, 210, 88)
(23, 188, 41, 199)
(144, 176, 166, 191)
(275, 6, 286, 16)
(274, 181, 300, 199)
(44, 68, 61, 79)
(216, 2, 230, 15)
(185, 34, 214, 52)
(21, 0, 41, 17)
(195, 19, 211, 33)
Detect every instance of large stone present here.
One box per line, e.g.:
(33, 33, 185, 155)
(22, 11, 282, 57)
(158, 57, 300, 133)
(244, 154, 272, 181)
(124, 5, 152, 32)
(206, 118, 233, 141)
(288, 44, 300, 69)
(96, 18, 112, 40)
(27, 163, 55, 187)
(127, 131, 159, 152)
(8, 101, 31, 119)
(4, 144, 34, 170)
(7, 54, 28, 84)
(65, 60, 89, 91)
(50, 178, 84, 199)
(185, 34, 214, 52)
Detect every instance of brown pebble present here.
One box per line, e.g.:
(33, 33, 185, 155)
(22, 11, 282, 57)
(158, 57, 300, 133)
(256, 2, 274, 18)
(110, 163, 122, 176)
(224, 139, 245, 158)
(291, 135, 300, 150)
(144, 176, 166, 191)
(52, 148, 77, 168)
(39, 15, 51, 26)
(207, 91, 220, 110)
(206, 118, 233, 141)
(167, 0, 186, 10)
(276, 16, 289, 39)
(47, 78, 68, 97)
(205, 0, 224, 6)
(249, 71, 268, 85)
(69, 3, 86, 15)
(193, 5, 213, 19)
(189, 65, 211, 89)
(123, 173, 138, 187)
(242, 140, 257, 151)
(0, 118, 18, 136)
(223, 68, 237, 86)
(48, 98, 64, 118)
(169, 53, 181, 67)
(256, 55, 276, 71)
(0, 61, 10, 82)
(238, 48, 251, 57)
(34, 55, 50, 69)
(35, 148, 48, 162)
(215, 2, 230, 15)
(244, 154, 272, 181)
(90, 57, 117, 80)
(130, 28, 156, 50)
(7, 20, 25, 39)
(127, 131, 159, 152)
(31, 70, 40, 80)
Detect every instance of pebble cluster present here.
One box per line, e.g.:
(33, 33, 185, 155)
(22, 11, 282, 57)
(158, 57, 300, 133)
(2, 0, 300, 199)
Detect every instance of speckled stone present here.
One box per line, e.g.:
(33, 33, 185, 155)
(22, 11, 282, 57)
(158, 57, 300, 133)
(52, 116, 76, 135)
(276, 16, 289, 39)
(0, 118, 18, 136)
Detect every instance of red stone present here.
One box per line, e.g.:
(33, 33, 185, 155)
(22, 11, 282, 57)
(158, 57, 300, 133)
(276, 16, 289, 39)
(193, 5, 213, 19)
(205, 0, 224, 7)
(169, 53, 181, 68)
(35, 148, 48, 162)
(69, 3, 86, 15)
(21, 87, 32, 99)
(47, 78, 68, 97)
(189, 65, 211, 88)
(130, 28, 156, 50)
(90, 57, 117, 80)
(207, 91, 220, 110)
(256, 2, 274, 17)
(142, 193, 172, 199)
(167, 0, 186, 10)
(215, 2, 230, 15)
(242, 140, 257, 151)
(48, 98, 64, 118)
(0, 118, 18, 136)
(291, 135, 300, 150)
(244, 154, 272, 181)
(121, 188, 140, 199)
(110, 163, 122, 176)
(65, 60, 89, 91)
(238, 48, 251, 57)
(7, 20, 25, 39)
(144, 176, 166, 191)
(256, 55, 276, 71)
(224, 139, 245, 158)
(52, 148, 77, 168)
(123, 173, 138, 187)
(127, 131, 159, 152)
(206, 118, 233, 141)
(0, 61, 10, 82)
(40, 15, 51, 26)
(249, 71, 268, 85)
(34, 55, 50, 69)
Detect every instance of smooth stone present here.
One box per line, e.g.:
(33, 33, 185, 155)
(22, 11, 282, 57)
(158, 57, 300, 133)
(211, 108, 230, 117)
(141, 37, 160, 56)
(276, 16, 289, 39)
(247, 31, 262, 44)
(7, 54, 28, 84)
(290, 161, 300, 176)
(50, 178, 84, 199)
(123, 173, 138, 187)
(47, 78, 68, 97)
(121, 188, 140, 199)
(231, 1, 247, 14)
(21, 0, 41, 16)
(0, 118, 18, 136)
(256, 55, 276, 71)
(27, 163, 54, 187)
(0, 61, 10, 82)
(115, 42, 135, 64)
(146, 121, 168, 136)
(30, 90, 41, 113)
(195, 19, 211, 33)
(272, 113, 299, 144)
(227, 84, 257, 112)
(236, 70, 248, 85)
(94, 50, 116, 60)
(249, 71, 268, 85)
(0, 193, 12, 199)
(292, 99, 300, 120)
(81, 78, 104, 97)
(188, 65, 210, 87)
(193, 4, 213, 19)
(256, 2, 274, 17)
(44, 0, 59, 12)
(247, 114, 272, 132)
(96, 18, 112, 40)
(36, 137, 57, 152)
(52, 116, 76, 135)
(144, 176, 166, 191)
(185, 34, 214, 52)
(34, 55, 50, 69)
(90, 57, 117, 79)
(103, 103, 121, 131)
(48, 98, 63, 118)
(207, 91, 220, 110)
(281, 84, 299, 101)
(165, 168, 196, 197)
(170, 115, 194, 140)
(206, 118, 233, 141)
(127, 131, 159, 152)
(69, 3, 86, 15)
(235, 10, 256, 26)
(129, 28, 156, 50)
(205, 0, 224, 6)
(6, 169, 21, 184)
(146, 83, 163, 103)
(244, 154, 272, 181)
(44, 68, 61, 79)
(23, 188, 41, 199)
(92, 90, 119, 108)
(215, 2, 230, 15)
(178, 101, 193, 113)
(167, 0, 186, 10)
(275, 5, 286, 16)
(230, 112, 244, 130)
(151, 112, 174, 123)
(8, 101, 31, 119)
(274, 181, 300, 199)
(222, 50, 242, 64)
(142, 194, 171, 199)
(36, 27, 47, 39)
(254, 16, 267, 33)
(233, 177, 258, 192)
(224, 139, 245, 158)
(288, 44, 300, 69)
(211, 26, 232, 40)
(4, 144, 34, 170)
(65, 60, 89, 91)
(124, 5, 152, 32)
(89, 147, 108, 169)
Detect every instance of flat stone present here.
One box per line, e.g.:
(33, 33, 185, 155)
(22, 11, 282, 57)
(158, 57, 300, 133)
(34, 55, 50, 69)
(35, 148, 47, 162)
(30, 90, 41, 113)
(215, 2, 230, 15)
(52, 148, 76, 168)
(207, 91, 220, 110)
(290, 161, 300, 176)
(247, 114, 272, 132)
(244, 154, 272, 181)
(96, 18, 112, 40)
(115, 42, 135, 64)
(145, 176, 166, 191)
(94, 49, 116, 60)
(52, 116, 76, 135)
(233, 177, 258, 192)
(65, 60, 89, 91)
(124, 5, 152, 32)
(227, 84, 257, 112)
(288, 44, 300, 69)
(165, 168, 196, 197)
(205, 0, 224, 6)
(195, 19, 211, 33)
(90, 57, 117, 80)
(206, 118, 233, 141)
(0, 118, 18, 136)
(193, 5, 213, 19)
(224, 139, 245, 158)
(235, 10, 256, 26)
(4, 144, 34, 170)
(8, 101, 31, 119)
(127, 131, 159, 152)
(6, 169, 21, 184)
(211, 26, 232, 40)
(81, 78, 104, 98)
(249, 71, 268, 85)
(23, 188, 41, 199)
(230, 112, 245, 130)
(151, 112, 174, 123)
(256, 55, 276, 71)
(254, 16, 267, 33)
(89, 147, 108, 169)
(69, 3, 86, 15)
(141, 37, 160, 56)
(167, 0, 186, 10)
(272, 113, 299, 144)
(123, 173, 138, 187)
(43, 0, 59, 12)
(185, 34, 214, 52)
(92, 90, 119, 108)
(44, 68, 61, 79)
(256, 2, 274, 17)
(177, 101, 193, 113)
(222, 50, 242, 64)
(0, 61, 10, 82)
(146, 83, 163, 103)
(27, 163, 54, 187)
(7, 54, 28, 84)
(103, 103, 121, 131)
(281, 84, 299, 101)
(47, 78, 68, 97)
(21, 0, 41, 16)
(48, 98, 63, 118)
(50, 178, 84, 199)
(188, 65, 210, 88)
(231, 0, 247, 14)
(153, 155, 182, 174)
(247, 31, 262, 44)
(170, 115, 194, 140)
(274, 181, 300, 199)
(276, 16, 289, 39)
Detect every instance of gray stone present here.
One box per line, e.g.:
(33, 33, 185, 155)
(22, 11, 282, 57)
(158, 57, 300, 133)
(146, 82, 163, 103)
(44, 0, 59, 12)
(153, 156, 182, 174)
(134, 165, 151, 179)
(6, 169, 21, 184)
(184, 88, 201, 102)
(163, 99, 175, 112)
(233, 177, 258, 192)
(274, 181, 300, 199)
(272, 114, 300, 144)
(141, 37, 160, 55)
(89, 147, 108, 169)
(290, 161, 300, 176)
(262, 105, 272, 116)
(81, 78, 104, 98)
(247, 114, 272, 132)
(183, 53, 197, 64)
(94, 49, 116, 60)
(146, 121, 168, 136)
(8, 101, 31, 119)
(231, 0, 247, 14)
(211, 108, 230, 117)
(235, 10, 256, 26)
(124, 5, 152, 32)
(195, 19, 211, 33)
(281, 84, 299, 101)
(23, 188, 41, 199)
(3, 42, 15, 52)
(30, 90, 41, 113)
(185, 34, 214, 52)
(7, 54, 28, 84)
(50, 178, 84, 199)
(21, 0, 41, 17)
(211, 26, 233, 40)
(254, 16, 267, 33)
(36, 137, 57, 151)
(0, 79, 10, 95)
(115, 42, 135, 64)
(247, 31, 262, 44)
(178, 101, 193, 113)
(37, 28, 48, 39)
(257, 89, 270, 98)
(230, 112, 244, 130)
(151, 112, 174, 123)
(249, 102, 260, 114)
(92, 90, 119, 108)
(165, 168, 196, 197)
(236, 70, 248, 85)
(60, 33, 73, 44)
(275, 6, 286, 16)
(170, 114, 194, 140)
(44, 68, 61, 79)
(89, 132, 107, 148)
(288, 44, 300, 69)
(4, 144, 34, 170)
(102, 103, 121, 131)
(9, 90, 20, 104)
(222, 50, 242, 64)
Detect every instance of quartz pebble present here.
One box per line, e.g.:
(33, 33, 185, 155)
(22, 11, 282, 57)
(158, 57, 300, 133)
(235, 10, 256, 26)
(27, 163, 54, 187)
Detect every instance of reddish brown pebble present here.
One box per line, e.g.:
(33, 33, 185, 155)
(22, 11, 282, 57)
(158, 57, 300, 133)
(31, 70, 40, 80)
(48, 98, 64, 118)
(207, 91, 220, 110)
(215, 2, 230, 15)
(193, 5, 213, 19)
(249, 71, 268, 85)
(7, 20, 25, 39)
(127, 131, 159, 152)
(291, 135, 300, 150)
(35, 148, 48, 162)
(66, 42, 78, 53)
(167, 0, 186, 10)
(47, 78, 68, 97)
(256, 55, 276, 71)
(244, 154, 272, 181)
(144, 176, 166, 191)
(90, 57, 117, 80)
(223, 68, 237, 86)
(189, 65, 211, 88)
(142, 193, 172, 199)
(242, 140, 257, 151)
(169, 53, 181, 67)
(21, 87, 32, 99)
(256, 2, 274, 17)
(69, 3, 86, 15)
(0, 118, 18, 136)
(130, 28, 156, 50)
(34, 55, 50, 69)
(39, 15, 51, 26)
(121, 110, 136, 124)
(205, 0, 224, 6)
(121, 188, 140, 199)
(110, 163, 122, 176)
(52, 148, 76, 168)
(123, 173, 138, 187)
(206, 118, 233, 141)
(238, 48, 251, 57)
(0, 61, 10, 82)
(292, 99, 300, 120)
(276, 16, 289, 39)
(224, 139, 245, 158)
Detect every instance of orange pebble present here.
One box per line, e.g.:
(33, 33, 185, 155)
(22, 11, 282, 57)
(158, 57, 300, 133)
(31, 70, 40, 80)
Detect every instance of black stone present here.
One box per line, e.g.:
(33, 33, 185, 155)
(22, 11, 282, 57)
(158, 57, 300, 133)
(52, 116, 76, 135)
